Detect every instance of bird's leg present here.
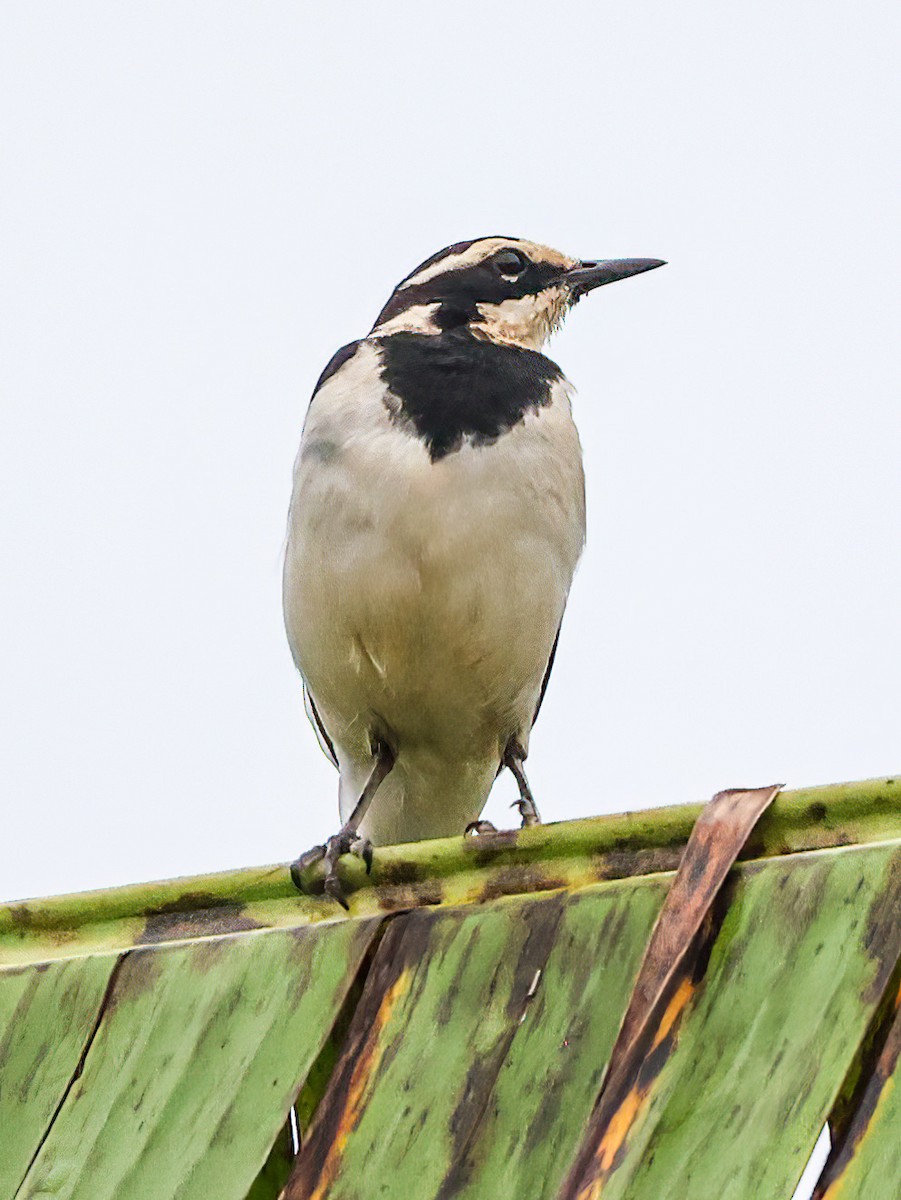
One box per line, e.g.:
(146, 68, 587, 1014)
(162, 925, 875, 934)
(290, 739, 395, 908)
(503, 739, 541, 828)
(464, 740, 541, 837)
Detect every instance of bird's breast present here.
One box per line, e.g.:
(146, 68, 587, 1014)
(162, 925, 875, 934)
(283, 339, 585, 759)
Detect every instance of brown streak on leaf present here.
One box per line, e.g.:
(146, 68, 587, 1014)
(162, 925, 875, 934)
(574, 954, 700, 1198)
(612, 787, 780, 1083)
(283, 914, 430, 1199)
(306, 969, 409, 1200)
(813, 977, 901, 1198)
(650, 976, 694, 1050)
(434, 896, 568, 1200)
(557, 785, 780, 1200)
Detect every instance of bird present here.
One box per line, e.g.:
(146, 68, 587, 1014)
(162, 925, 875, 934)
(283, 236, 664, 904)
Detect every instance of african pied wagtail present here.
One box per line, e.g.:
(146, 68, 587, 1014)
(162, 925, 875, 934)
(284, 237, 664, 903)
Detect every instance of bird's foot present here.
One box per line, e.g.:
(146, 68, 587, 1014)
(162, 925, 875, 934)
(464, 807, 540, 838)
(512, 796, 541, 828)
(465, 820, 499, 836)
(290, 825, 373, 909)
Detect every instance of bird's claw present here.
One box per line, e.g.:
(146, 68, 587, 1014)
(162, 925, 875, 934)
(511, 798, 541, 827)
(465, 819, 499, 836)
(290, 843, 327, 888)
(290, 826, 374, 907)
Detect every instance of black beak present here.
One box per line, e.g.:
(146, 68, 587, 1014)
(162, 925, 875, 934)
(564, 257, 666, 297)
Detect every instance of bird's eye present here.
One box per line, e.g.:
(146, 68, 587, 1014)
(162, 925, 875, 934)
(493, 249, 528, 277)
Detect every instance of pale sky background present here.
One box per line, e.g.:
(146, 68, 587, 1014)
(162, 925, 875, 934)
(2, 2, 899, 913)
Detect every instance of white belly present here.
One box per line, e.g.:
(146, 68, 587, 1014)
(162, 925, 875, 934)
(283, 342, 585, 842)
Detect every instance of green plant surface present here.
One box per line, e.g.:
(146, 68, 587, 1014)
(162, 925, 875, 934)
(439, 878, 669, 1199)
(0, 954, 119, 1196)
(282, 842, 901, 1200)
(284, 892, 616, 1199)
(12, 920, 378, 1200)
(2, 777, 899, 1200)
(812, 978, 901, 1199)
(2, 776, 899, 967)
(586, 842, 901, 1200)
(243, 1119, 294, 1200)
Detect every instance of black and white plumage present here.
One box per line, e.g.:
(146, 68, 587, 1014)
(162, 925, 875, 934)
(283, 237, 663, 902)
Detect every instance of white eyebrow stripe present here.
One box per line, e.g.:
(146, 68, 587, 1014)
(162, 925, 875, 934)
(398, 239, 513, 290)
(398, 238, 574, 292)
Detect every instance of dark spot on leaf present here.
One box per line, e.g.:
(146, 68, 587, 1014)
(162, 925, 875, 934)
(377, 861, 424, 886)
(105, 947, 163, 1010)
(138, 897, 262, 945)
(478, 865, 567, 903)
(466, 828, 521, 868)
(593, 848, 682, 881)
(375, 883, 443, 911)
(862, 853, 901, 1004)
(7, 905, 34, 931)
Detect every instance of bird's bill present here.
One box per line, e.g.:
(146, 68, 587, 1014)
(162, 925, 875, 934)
(564, 257, 666, 296)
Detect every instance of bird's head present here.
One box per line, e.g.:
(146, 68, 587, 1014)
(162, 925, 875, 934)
(371, 236, 664, 350)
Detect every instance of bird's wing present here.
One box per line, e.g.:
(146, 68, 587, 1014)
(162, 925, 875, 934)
(303, 684, 339, 770)
(532, 621, 562, 727)
(310, 339, 362, 399)
(291, 339, 369, 775)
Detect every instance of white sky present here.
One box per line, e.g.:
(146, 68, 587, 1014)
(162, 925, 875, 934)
(2, 2, 899, 904)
